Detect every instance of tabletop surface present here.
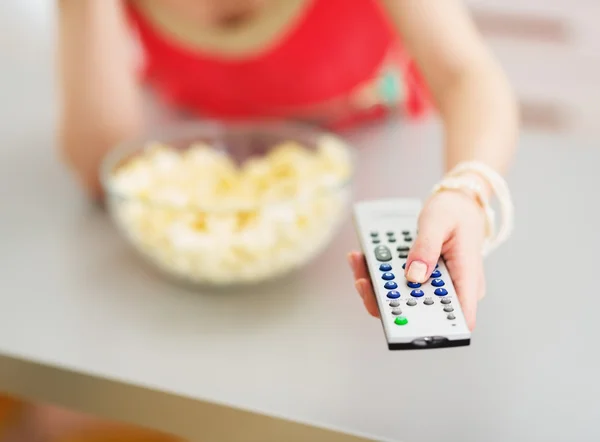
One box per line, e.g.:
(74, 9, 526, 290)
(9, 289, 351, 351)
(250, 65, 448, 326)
(1, 109, 600, 442)
(1, 4, 600, 441)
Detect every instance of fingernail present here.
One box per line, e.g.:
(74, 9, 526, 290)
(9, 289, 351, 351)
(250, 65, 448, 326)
(406, 261, 428, 282)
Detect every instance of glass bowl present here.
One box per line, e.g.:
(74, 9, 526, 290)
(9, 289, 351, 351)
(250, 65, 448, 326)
(100, 121, 356, 287)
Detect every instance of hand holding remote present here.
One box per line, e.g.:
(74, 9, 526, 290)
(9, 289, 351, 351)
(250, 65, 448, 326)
(349, 190, 486, 331)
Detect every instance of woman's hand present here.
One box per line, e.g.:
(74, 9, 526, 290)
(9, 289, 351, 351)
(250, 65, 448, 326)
(348, 189, 487, 330)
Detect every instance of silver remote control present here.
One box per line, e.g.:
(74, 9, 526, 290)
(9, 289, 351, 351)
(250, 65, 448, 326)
(352, 198, 471, 350)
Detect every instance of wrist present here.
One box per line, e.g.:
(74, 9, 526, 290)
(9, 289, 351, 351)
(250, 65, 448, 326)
(447, 170, 493, 200)
(432, 174, 496, 244)
(432, 160, 515, 256)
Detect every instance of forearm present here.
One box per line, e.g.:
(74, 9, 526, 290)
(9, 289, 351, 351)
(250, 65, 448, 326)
(58, 0, 142, 196)
(437, 62, 520, 197)
(378, 0, 520, 197)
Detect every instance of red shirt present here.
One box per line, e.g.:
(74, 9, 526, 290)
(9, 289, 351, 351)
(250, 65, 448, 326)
(126, 0, 430, 129)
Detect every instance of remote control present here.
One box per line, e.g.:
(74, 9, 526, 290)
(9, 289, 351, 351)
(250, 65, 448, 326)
(352, 198, 471, 350)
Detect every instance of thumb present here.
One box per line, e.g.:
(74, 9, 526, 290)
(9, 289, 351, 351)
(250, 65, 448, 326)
(405, 211, 452, 283)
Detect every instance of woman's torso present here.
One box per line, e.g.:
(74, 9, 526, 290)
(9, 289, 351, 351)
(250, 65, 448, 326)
(126, 0, 430, 128)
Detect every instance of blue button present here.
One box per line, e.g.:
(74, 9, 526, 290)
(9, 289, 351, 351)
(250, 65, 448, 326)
(434, 288, 448, 296)
(384, 281, 398, 290)
(387, 290, 400, 299)
(411, 289, 424, 298)
(407, 281, 421, 288)
(381, 272, 395, 281)
(379, 263, 392, 272)
(431, 279, 445, 287)
(431, 270, 442, 278)
(402, 263, 406, 269)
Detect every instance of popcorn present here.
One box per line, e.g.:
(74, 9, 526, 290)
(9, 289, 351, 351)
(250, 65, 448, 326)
(108, 135, 352, 285)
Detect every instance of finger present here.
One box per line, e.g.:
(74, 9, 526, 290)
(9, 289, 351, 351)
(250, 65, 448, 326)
(347, 251, 370, 280)
(460, 282, 478, 331)
(450, 232, 484, 331)
(478, 271, 487, 301)
(356, 279, 380, 318)
(405, 211, 452, 283)
(347, 252, 381, 318)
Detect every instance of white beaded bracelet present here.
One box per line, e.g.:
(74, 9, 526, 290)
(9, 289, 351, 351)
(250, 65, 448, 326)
(432, 175, 496, 255)
(432, 161, 515, 256)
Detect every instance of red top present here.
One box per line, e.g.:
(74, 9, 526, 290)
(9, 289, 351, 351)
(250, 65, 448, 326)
(126, 0, 430, 129)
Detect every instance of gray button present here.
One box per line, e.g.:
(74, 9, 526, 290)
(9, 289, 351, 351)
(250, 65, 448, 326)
(370, 232, 379, 237)
(447, 314, 456, 320)
(392, 309, 402, 315)
(374, 245, 392, 262)
(407, 299, 417, 306)
(444, 306, 454, 313)
(441, 298, 452, 305)
(424, 298, 434, 305)
(389, 300, 400, 308)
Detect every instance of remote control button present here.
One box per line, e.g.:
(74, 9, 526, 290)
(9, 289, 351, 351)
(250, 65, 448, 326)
(430, 270, 442, 278)
(424, 298, 434, 305)
(389, 300, 400, 307)
(444, 306, 454, 313)
(372, 239, 381, 244)
(404, 236, 413, 242)
(447, 314, 456, 320)
(391, 309, 403, 316)
(394, 316, 408, 326)
(396, 246, 410, 252)
(406, 299, 417, 306)
(410, 289, 424, 298)
(402, 230, 410, 235)
(431, 279, 445, 287)
(399, 252, 409, 258)
(374, 245, 392, 262)
(388, 237, 397, 243)
(435, 288, 448, 296)
(371, 232, 378, 237)
(381, 272, 395, 281)
(407, 281, 421, 288)
(386, 290, 400, 299)
(386, 231, 394, 236)
(384, 281, 398, 290)
(379, 263, 392, 272)
(440, 298, 452, 305)
(402, 263, 406, 269)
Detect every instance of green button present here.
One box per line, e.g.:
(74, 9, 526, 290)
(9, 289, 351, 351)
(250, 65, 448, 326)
(394, 316, 408, 326)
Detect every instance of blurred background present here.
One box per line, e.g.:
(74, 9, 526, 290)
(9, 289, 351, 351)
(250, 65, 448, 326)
(2, 0, 600, 139)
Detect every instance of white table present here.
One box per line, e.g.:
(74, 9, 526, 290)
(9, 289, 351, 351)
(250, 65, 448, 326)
(1, 111, 600, 442)
(2, 3, 600, 441)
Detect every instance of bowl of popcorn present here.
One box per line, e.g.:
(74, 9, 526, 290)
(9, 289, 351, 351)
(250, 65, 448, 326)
(100, 121, 355, 287)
